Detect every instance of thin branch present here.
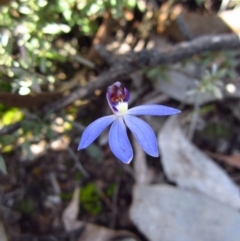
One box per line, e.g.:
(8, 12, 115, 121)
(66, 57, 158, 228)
(70, 54, 95, 68)
(187, 92, 201, 140)
(43, 33, 240, 113)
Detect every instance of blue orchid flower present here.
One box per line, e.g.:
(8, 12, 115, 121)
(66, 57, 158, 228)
(78, 82, 180, 164)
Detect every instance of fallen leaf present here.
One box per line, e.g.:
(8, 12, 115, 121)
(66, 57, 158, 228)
(62, 187, 140, 241)
(130, 184, 240, 241)
(62, 187, 82, 232)
(219, 6, 240, 34)
(0, 221, 8, 241)
(207, 152, 240, 169)
(163, 5, 232, 41)
(158, 116, 240, 209)
(78, 223, 140, 241)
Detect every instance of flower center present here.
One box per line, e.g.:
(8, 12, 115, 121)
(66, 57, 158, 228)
(109, 85, 125, 103)
(115, 102, 128, 115)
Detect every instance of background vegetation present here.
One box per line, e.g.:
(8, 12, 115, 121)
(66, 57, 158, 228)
(1, 0, 240, 240)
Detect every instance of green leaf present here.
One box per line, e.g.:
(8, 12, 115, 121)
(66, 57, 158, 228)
(1, 108, 23, 126)
(18, 6, 33, 15)
(42, 23, 71, 34)
(19, 198, 35, 214)
(0, 155, 7, 174)
(194, 0, 204, 6)
(128, 0, 137, 8)
(86, 144, 103, 161)
(80, 183, 102, 215)
(22, 141, 34, 161)
(63, 9, 72, 21)
(40, 57, 47, 73)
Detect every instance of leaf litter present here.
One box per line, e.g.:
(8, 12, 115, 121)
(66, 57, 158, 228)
(62, 187, 140, 241)
(2, 1, 240, 241)
(158, 115, 240, 209)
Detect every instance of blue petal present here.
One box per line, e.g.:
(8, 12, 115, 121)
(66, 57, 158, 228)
(127, 104, 180, 116)
(108, 117, 133, 164)
(124, 115, 159, 157)
(78, 115, 115, 150)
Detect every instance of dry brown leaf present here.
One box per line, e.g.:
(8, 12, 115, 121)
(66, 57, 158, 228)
(207, 152, 240, 169)
(163, 6, 232, 41)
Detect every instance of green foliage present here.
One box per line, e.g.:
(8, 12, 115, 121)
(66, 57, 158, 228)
(74, 171, 83, 181)
(187, 51, 237, 99)
(0, 155, 7, 174)
(19, 198, 35, 214)
(80, 183, 102, 215)
(194, 0, 204, 6)
(86, 144, 103, 162)
(0, 0, 139, 162)
(198, 64, 225, 99)
(0, 0, 138, 96)
(0, 108, 23, 126)
(106, 183, 116, 197)
(198, 104, 215, 115)
(145, 65, 171, 82)
(60, 191, 73, 202)
(198, 121, 232, 139)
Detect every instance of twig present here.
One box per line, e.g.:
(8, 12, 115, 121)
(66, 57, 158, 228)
(0, 64, 49, 82)
(0, 121, 22, 135)
(110, 176, 121, 229)
(187, 91, 201, 140)
(71, 55, 95, 69)
(44, 33, 240, 112)
(49, 172, 61, 195)
(66, 147, 90, 178)
(3, 34, 239, 122)
(95, 181, 113, 210)
(94, 44, 117, 64)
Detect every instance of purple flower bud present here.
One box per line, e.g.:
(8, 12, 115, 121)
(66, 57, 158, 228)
(106, 82, 130, 115)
